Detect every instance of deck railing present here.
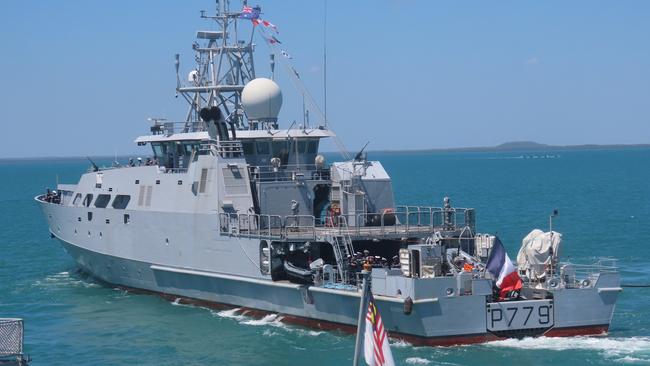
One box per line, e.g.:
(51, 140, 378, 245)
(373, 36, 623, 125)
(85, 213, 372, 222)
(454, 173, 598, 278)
(559, 258, 618, 288)
(219, 206, 475, 241)
(249, 165, 331, 183)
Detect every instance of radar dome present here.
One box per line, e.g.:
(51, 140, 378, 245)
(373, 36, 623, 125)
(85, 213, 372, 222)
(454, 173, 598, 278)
(241, 78, 283, 121)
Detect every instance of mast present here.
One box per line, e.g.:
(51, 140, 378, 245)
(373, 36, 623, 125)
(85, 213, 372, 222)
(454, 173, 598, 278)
(175, 0, 256, 131)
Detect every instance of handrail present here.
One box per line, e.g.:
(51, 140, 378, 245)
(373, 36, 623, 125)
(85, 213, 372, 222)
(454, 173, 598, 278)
(219, 205, 476, 241)
(150, 121, 208, 135)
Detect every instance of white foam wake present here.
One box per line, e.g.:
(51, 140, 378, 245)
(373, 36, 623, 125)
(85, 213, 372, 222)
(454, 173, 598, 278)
(212, 308, 247, 321)
(486, 336, 650, 362)
(210, 308, 324, 337)
(34, 271, 99, 289)
(405, 357, 431, 364)
(241, 313, 285, 327)
(390, 339, 413, 348)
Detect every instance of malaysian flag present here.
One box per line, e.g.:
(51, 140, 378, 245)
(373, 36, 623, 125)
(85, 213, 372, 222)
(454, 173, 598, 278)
(364, 294, 395, 366)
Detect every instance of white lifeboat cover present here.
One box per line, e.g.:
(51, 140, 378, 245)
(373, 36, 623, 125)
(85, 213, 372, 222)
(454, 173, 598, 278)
(516, 229, 562, 281)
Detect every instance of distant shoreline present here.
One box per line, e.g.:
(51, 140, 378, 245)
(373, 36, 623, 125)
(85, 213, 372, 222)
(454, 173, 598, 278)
(1, 142, 649, 161)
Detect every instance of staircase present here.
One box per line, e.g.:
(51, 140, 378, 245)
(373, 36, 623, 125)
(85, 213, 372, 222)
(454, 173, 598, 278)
(328, 217, 355, 283)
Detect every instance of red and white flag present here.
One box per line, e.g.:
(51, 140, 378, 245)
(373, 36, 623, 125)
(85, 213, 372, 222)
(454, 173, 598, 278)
(261, 20, 279, 33)
(364, 294, 395, 366)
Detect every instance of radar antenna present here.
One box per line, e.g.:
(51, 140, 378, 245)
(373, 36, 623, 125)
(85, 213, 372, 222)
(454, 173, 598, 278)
(175, 1, 257, 131)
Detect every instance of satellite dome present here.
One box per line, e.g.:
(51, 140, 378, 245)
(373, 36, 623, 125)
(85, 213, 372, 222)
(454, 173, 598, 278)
(241, 78, 283, 121)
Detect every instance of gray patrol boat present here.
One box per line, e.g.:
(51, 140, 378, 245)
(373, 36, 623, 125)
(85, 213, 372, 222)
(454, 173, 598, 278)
(37, 1, 621, 346)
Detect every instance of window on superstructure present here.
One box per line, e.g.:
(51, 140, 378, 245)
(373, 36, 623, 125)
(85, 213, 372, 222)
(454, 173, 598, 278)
(94, 194, 111, 208)
(271, 140, 289, 166)
(199, 168, 208, 193)
(298, 140, 308, 154)
(151, 143, 163, 159)
(256, 141, 270, 155)
(242, 141, 255, 155)
(307, 140, 319, 154)
(112, 195, 131, 209)
(73, 193, 82, 206)
(82, 194, 93, 207)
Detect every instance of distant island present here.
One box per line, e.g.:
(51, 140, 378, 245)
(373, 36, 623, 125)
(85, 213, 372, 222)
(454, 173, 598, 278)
(2, 141, 649, 161)
(372, 141, 650, 154)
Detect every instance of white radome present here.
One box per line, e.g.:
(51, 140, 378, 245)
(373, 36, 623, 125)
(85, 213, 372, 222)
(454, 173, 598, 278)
(241, 78, 283, 120)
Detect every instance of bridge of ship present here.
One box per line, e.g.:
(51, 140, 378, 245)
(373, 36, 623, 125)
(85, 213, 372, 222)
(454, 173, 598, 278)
(219, 206, 476, 241)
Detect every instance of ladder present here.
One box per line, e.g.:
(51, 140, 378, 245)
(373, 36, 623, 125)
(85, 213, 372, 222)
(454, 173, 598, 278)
(328, 218, 355, 283)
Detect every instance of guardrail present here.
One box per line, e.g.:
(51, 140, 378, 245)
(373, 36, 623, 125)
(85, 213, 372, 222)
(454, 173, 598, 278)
(151, 121, 208, 135)
(249, 164, 331, 182)
(559, 258, 618, 288)
(219, 206, 476, 241)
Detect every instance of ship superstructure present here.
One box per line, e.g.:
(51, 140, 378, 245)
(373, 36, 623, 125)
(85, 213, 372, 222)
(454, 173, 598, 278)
(37, 1, 621, 346)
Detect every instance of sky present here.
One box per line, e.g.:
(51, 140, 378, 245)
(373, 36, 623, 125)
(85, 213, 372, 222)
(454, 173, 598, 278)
(1, 0, 649, 158)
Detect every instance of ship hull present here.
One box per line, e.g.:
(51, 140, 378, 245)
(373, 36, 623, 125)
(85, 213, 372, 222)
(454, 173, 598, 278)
(49, 232, 616, 346)
(40, 198, 619, 346)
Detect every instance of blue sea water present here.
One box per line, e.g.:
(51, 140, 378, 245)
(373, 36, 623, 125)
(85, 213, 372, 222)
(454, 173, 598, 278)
(1, 148, 649, 365)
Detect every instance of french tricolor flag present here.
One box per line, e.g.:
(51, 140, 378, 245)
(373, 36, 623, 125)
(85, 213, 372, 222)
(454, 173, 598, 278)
(486, 237, 523, 299)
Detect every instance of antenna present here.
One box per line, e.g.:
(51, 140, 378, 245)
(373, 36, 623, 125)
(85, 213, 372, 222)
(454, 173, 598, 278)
(86, 157, 99, 172)
(174, 54, 180, 83)
(302, 93, 308, 128)
(354, 141, 370, 161)
(323, 0, 328, 128)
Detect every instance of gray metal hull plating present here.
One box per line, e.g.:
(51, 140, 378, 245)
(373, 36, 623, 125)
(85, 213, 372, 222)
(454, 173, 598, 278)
(40, 200, 619, 345)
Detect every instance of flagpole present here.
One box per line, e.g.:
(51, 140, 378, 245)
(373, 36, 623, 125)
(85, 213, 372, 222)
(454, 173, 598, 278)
(353, 266, 371, 366)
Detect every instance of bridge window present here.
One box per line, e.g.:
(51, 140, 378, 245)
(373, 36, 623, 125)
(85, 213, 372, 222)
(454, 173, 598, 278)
(271, 140, 289, 166)
(94, 194, 111, 208)
(151, 142, 163, 159)
(82, 194, 93, 207)
(73, 193, 82, 206)
(256, 141, 270, 154)
(296, 140, 307, 154)
(307, 140, 319, 154)
(112, 195, 131, 209)
(242, 141, 255, 155)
